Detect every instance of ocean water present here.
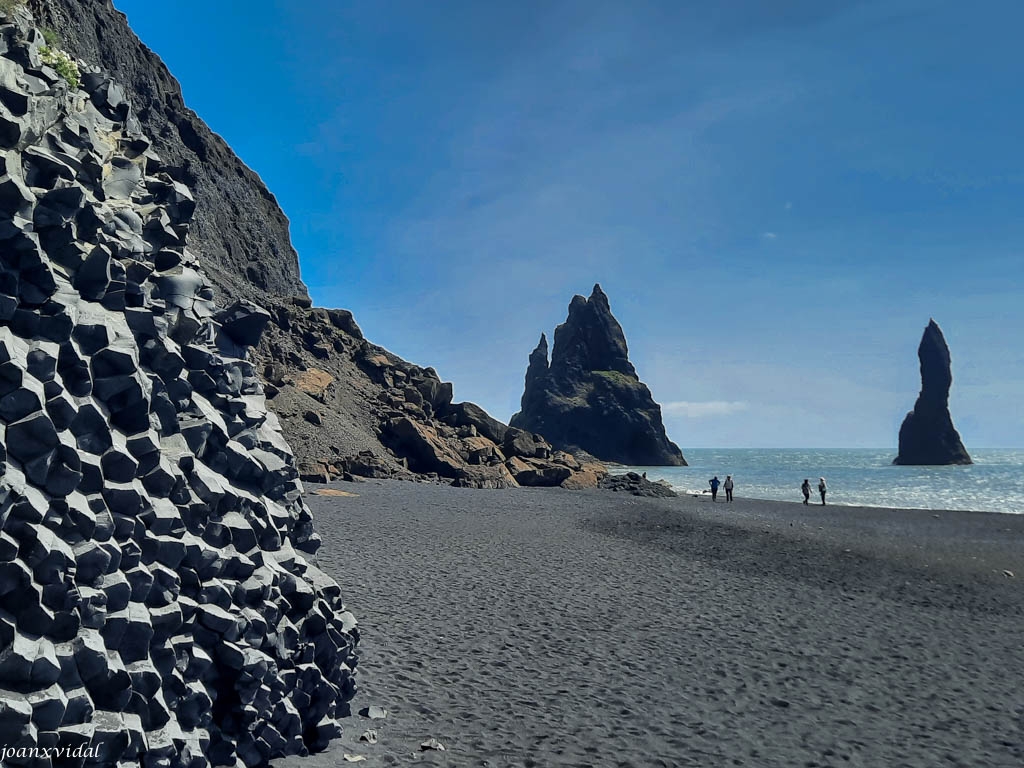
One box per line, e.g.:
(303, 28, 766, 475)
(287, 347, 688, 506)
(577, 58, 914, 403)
(622, 449, 1024, 515)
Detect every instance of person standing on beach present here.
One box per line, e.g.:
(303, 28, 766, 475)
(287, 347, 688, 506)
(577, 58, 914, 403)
(818, 477, 827, 505)
(709, 475, 720, 501)
(724, 475, 734, 502)
(801, 478, 811, 505)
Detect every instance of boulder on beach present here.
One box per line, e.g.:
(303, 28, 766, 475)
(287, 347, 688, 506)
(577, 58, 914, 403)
(510, 284, 686, 466)
(599, 472, 678, 497)
(893, 319, 972, 466)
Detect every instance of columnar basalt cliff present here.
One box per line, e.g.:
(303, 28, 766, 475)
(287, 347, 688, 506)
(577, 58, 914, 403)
(894, 319, 972, 466)
(26, 0, 602, 491)
(511, 284, 686, 466)
(26, 0, 307, 306)
(0, 8, 356, 766)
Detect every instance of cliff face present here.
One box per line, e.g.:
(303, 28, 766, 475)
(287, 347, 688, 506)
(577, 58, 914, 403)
(0, 6, 355, 765)
(26, 0, 307, 306)
(22, 0, 593, 490)
(894, 319, 972, 466)
(511, 284, 686, 466)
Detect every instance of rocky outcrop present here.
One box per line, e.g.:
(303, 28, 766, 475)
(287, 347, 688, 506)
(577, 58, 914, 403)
(894, 319, 972, 466)
(256, 303, 605, 489)
(511, 284, 686, 466)
(0, 9, 356, 766)
(600, 472, 678, 498)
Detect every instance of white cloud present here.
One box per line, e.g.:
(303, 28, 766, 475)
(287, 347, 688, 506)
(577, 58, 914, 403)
(662, 400, 749, 418)
(761, 231, 777, 240)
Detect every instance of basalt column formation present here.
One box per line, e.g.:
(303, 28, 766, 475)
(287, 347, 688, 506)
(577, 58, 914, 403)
(0, 9, 357, 766)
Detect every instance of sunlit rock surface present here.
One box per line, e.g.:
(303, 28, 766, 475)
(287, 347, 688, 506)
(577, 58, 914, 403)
(0, 9, 357, 765)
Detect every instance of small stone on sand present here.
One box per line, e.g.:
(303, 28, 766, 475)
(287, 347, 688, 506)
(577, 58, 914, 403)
(359, 705, 388, 719)
(420, 738, 447, 751)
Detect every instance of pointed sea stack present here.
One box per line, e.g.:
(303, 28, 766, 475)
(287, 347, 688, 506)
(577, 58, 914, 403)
(894, 320, 972, 465)
(510, 285, 686, 465)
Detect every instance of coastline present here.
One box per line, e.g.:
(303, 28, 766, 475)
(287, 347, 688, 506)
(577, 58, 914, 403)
(661, 488, 1024, 517)
(274, 480, 1024, 767)
(616, 449, 1024, 515)
(669, 486, 1024, 519)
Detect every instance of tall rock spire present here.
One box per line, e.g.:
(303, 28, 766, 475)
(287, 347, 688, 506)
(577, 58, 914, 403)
(515, 333, 551, 434)
(511, 285, 685, 466)
(525, 332, 550, 387)
(893, 319, 972, 465)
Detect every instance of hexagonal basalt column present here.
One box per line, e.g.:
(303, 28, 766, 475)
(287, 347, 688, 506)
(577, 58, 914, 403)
(0, 9, 358, 765)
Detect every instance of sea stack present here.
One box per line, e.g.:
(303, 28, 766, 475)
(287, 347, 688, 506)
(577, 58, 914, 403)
(510, 285, 685, 466)
(893, 320, 972, 465)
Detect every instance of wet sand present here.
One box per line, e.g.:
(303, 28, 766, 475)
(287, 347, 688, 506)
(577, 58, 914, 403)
(273, 481, 1024, 767)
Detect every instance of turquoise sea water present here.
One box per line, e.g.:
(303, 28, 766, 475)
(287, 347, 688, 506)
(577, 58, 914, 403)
(623, 449, 1024, 515)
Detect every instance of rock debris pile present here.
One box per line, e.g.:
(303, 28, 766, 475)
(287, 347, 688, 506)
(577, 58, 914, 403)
(0, 9, 356, 766)
(259, 304, 607, 489)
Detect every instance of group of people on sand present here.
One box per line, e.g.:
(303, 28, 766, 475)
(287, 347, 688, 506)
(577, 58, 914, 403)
(802, 477, 827, 505)
(706, 475, 828, 505)
(707, 475, 734, 502)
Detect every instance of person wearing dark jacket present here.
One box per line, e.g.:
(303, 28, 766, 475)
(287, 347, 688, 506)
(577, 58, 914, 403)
(709, 476, 720, 501)
(801, 478, 811, 505)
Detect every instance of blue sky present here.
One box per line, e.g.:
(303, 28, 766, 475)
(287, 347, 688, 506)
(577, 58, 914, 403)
(113, 0, 1024, 449)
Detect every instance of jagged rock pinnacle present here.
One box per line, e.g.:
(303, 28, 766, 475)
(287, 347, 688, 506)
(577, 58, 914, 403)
(894, 319, 972, 465)
(528, 332, 549, 375)
(511, 286, 685, 465)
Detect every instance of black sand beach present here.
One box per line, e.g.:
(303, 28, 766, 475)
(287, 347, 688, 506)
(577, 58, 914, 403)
(275, 482, 1024, 767)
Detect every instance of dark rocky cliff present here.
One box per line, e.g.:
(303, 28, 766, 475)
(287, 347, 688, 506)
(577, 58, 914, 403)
(0, 6, 356, 763)
(26, 0, 307, 306)
(894, 319, 972, 466)
(511, 284, 686, 466)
